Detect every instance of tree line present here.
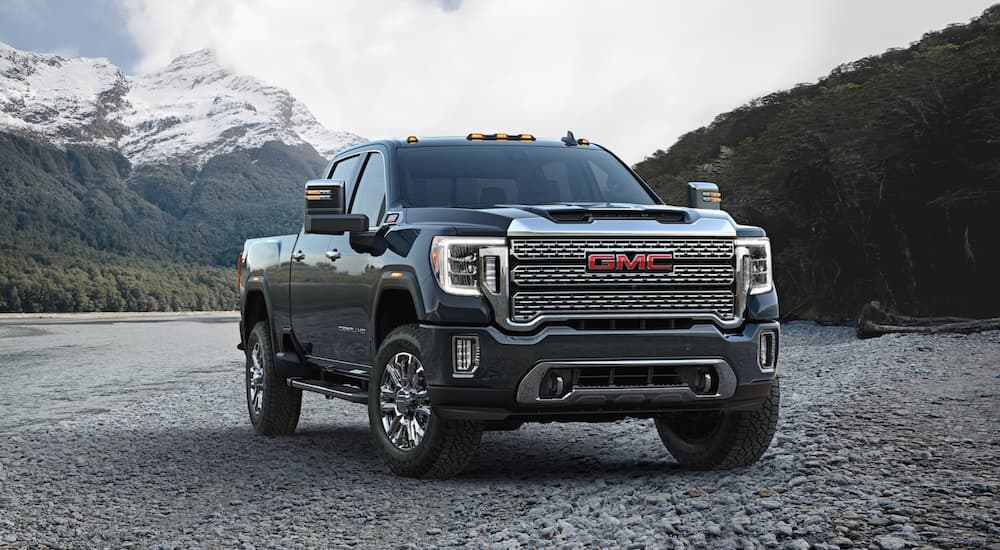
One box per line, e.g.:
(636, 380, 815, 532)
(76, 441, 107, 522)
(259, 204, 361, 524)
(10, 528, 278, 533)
(635, 6, 1000, 319)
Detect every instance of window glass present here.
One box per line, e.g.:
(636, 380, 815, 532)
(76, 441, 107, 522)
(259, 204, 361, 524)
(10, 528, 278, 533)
(328, 155, 360, 198)
(350, 152, 386, 226)
(398, 145, 656, 207)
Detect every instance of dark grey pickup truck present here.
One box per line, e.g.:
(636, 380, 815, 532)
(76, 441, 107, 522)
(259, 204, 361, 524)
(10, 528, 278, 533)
(238, 132, 780, 478)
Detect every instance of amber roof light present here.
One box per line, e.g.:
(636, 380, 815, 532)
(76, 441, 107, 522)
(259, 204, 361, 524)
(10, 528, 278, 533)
(467, 133, 535, 141)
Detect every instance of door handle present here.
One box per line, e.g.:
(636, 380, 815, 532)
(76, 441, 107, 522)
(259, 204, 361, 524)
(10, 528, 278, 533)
(292, 251, 306, 262)
(325, 249, 342, 262)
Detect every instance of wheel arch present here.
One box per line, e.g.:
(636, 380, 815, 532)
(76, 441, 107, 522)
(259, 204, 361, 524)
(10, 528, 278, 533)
(372, 269, 425, 351)
(241, 278, 275, 347)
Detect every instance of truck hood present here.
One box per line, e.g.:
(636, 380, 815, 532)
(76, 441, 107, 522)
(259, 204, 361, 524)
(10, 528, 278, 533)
(402, 203, 764, 238)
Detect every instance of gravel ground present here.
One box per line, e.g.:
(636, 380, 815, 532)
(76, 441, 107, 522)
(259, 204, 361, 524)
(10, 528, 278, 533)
(1, 322, 998, 548)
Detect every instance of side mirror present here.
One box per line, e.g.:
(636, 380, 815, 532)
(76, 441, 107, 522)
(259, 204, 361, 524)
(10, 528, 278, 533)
(303, 179, 369, 234)
(687, 182, 722, 210)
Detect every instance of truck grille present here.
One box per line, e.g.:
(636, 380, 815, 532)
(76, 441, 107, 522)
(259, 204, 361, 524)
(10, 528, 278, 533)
(512, 265, 734, 286)
(508, 237, 737, 324)
(511, 238, 734, 260)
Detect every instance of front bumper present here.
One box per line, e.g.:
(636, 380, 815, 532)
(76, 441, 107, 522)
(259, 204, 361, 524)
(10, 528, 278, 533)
(418, 321, 779, 422)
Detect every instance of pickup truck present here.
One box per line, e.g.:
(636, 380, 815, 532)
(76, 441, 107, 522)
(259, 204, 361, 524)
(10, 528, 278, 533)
(238, 132, 780, 479)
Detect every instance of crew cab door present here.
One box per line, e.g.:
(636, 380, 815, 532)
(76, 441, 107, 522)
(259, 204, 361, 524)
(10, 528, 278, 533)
(288, 154, 361, 359)
(324, 150, 387, 366)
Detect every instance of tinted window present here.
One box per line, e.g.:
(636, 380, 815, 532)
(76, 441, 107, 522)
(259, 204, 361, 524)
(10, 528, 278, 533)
(350, 152, 386, 226)
(398, 145, 657, 207)
(328, 155, 360, 198)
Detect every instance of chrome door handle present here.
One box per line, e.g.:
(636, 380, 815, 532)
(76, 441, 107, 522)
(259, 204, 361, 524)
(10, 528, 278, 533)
(292, 251, 306, 262)
(325, 249, 341, 262)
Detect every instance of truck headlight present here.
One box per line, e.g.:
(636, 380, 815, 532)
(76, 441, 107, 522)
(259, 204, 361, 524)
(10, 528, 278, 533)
(736, 237, 773, 295)
(430, 236, 505, 296)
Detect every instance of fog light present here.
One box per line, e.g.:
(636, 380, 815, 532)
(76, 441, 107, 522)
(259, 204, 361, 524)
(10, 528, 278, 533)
(453, 336, 480, 375)
(759, 331, 777, 370)
(539, 369, 570, 399)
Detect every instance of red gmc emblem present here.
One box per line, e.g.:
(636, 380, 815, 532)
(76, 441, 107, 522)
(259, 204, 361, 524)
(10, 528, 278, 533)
(586, 252, 673, 271)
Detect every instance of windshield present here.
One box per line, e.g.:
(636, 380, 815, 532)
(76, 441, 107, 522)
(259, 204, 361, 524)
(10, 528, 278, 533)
(397, 145, 658, 207)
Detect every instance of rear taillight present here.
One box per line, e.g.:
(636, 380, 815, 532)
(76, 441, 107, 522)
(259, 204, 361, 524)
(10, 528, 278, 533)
(237, 253, 244, 293)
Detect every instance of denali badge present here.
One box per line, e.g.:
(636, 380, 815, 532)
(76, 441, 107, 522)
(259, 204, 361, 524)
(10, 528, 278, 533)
(586, 252, 673, 271)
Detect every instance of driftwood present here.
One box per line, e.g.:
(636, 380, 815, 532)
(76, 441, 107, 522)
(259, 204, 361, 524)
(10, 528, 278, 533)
(856, 301, 1000, 339)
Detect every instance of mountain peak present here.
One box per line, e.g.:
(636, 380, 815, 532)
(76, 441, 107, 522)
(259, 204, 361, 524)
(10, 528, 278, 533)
(0, 45, 364, 167)
(162, 49, 222, 72)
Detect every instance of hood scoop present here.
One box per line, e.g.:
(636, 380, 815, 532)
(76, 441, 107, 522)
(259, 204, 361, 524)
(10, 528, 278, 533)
(522, 205, 687, 224)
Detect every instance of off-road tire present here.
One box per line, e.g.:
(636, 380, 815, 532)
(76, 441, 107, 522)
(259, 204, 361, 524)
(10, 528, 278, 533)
(246, 321, 301, 436)
(655, 378, 780, 470)
(369, 325, 483, 479)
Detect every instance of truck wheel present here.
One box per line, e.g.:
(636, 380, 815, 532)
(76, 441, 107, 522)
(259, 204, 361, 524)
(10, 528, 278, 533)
(245, 321, 301, 436)
(368, 325, 483, 479)
(655, 378, 779, 470)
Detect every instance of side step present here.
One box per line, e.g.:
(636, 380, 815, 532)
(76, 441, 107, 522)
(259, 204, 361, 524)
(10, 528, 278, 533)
(288, 379, 368, 404)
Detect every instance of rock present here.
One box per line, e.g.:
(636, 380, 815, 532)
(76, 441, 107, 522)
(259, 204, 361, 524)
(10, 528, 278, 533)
(2, 323, 998, 548)
(760, 499, 783, 510)
(775, 522, 794, 537)
(789, 476, 810, 487)
(831, 536, 853, 548)
(875, 535, 907, 550)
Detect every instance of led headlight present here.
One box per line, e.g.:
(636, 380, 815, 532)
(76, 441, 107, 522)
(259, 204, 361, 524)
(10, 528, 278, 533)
(430, 236, 505, 296)
(736, 237, 773, 295)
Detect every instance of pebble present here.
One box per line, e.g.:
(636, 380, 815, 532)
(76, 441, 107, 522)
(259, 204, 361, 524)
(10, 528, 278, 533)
(0, 323, 996, 548)
(875, 534, 908, 550)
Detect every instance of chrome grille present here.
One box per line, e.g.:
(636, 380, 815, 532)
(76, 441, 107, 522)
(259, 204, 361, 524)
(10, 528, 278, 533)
(512, 264, 734, 286)
(511, 238, 733, 260)
(507, 236, 738, 325)
(512, 291, 735, 322)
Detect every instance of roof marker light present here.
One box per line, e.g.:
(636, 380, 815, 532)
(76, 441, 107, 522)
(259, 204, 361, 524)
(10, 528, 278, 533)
(406, 136, 418, 143)
(467, 133, 485, 140)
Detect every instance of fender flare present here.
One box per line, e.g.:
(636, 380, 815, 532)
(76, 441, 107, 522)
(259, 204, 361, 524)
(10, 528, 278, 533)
(371, 267, 427, 349)
(241, 275, 278, 348)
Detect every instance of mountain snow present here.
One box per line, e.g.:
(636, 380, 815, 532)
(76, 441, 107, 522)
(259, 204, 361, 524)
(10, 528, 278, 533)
(0, 42, 364, 166)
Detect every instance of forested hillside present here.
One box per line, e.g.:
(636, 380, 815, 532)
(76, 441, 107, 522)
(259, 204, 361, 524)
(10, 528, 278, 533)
(635, 6, 1000, 320)
(0, 132, 324, 312)
(0, 43, 359, 313)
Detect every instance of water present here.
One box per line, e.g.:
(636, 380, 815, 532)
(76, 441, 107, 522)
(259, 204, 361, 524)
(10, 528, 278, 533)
(0, 315, 242, 433)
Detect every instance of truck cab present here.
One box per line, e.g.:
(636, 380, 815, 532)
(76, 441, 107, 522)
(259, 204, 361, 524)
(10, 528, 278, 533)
(239, 133, 780, 478)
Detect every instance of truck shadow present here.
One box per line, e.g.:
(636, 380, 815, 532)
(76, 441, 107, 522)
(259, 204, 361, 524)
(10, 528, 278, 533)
(48, 420, 686, 487)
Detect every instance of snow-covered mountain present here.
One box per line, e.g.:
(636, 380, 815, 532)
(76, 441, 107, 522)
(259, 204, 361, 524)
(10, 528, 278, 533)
(0, 42, 364, 167)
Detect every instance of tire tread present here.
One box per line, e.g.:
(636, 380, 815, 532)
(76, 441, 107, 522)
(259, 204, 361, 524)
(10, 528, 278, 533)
(656, 378, 780, 470)
(248, 321, 301, 436)
(370, 325, 483, 479)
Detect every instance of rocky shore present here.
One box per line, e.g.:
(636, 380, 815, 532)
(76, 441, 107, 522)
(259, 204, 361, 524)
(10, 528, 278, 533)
(0, 323, 997, 548)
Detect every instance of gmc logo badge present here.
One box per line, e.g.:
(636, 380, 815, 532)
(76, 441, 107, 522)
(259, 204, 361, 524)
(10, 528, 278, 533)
(586, 252, 673, 271)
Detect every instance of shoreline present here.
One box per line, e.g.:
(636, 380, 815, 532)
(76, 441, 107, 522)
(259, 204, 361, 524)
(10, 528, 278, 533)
(0, 311, 239, 324)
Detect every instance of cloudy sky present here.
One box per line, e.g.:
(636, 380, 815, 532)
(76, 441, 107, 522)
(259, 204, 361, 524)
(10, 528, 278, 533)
(0, 0, 994, 162)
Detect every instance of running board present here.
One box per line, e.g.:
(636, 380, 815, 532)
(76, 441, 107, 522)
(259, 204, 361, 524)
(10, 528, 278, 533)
(288, 379, 368, 404)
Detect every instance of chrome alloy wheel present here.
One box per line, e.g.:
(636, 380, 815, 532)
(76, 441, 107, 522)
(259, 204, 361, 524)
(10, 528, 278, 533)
(379, 352, 431, 451)
(248, 341, 265, 416)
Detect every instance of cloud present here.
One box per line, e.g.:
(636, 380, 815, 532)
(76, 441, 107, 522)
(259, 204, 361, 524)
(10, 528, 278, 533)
(117, 0, 993, 163)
